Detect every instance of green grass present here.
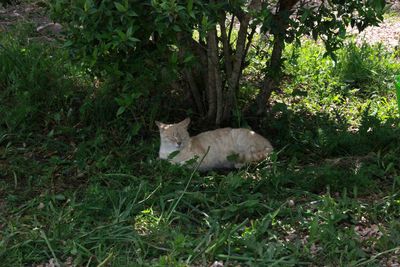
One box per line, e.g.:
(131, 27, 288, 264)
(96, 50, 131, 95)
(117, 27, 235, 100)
(1, 23, 400, 266)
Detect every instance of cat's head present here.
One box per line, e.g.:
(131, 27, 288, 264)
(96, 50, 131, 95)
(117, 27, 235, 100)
(155, 118, 191, 149)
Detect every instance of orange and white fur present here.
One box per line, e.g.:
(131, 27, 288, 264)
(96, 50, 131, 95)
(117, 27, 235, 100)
(156, 118, 273, 171)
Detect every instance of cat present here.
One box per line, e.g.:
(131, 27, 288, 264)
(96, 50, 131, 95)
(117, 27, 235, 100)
(155, 118, 273, 171)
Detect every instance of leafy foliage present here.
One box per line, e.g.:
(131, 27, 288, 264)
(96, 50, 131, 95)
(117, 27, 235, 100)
(50, 0, 387, 124)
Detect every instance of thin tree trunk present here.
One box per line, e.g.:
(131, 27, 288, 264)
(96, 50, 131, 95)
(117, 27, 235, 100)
(243, 27, 257, 66)
(206, 27, 217, 121)
(256, 0, 299, 114)
(256, 32, 285, 114)
(184, 69, 205, 115)
(228, 14, 235, 45)
(223, 0, 262, 121)
(212, 31, 223, 126)
(177, 32, 206, 115)
(220, 13, 232, 79)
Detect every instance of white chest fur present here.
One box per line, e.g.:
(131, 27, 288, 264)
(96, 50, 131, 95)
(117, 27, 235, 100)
(159, 142, 179, 159)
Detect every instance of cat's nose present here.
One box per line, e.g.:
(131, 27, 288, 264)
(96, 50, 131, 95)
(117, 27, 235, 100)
(177, 141, 182, 146)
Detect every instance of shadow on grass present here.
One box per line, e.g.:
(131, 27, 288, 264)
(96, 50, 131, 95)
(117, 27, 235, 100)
(242, 102, 400, 196)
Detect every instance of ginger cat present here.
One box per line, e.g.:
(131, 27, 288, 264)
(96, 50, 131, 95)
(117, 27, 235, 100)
(155, 118, 273, 171)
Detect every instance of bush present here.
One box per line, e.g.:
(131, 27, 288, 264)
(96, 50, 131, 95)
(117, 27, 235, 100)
(50, 0, 179, 121)
(50, 0, 387, 125)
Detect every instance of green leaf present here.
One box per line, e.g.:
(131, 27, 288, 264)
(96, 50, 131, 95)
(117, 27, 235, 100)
(201, 15, 208, 29)
(183, 54, 194, 64)
(84, 0, 92, 12)
(127, 10, 138, 17)
(127, 26, 133, 37)
(187, 0, 193, 12)
(116, 29, 126, 40)
(128, 37, 140, 42)
(131, 122, 141, 136)
(54, 194, 66, 201)
(227, 153, 239, 162)
(47, 129, 54, 137)
(114, 2, 127, 12)
(64, 40, 73, 47)
(171, 52, 178, 64)
(117, 106, 126, 116)
(168, 150, 180, 159)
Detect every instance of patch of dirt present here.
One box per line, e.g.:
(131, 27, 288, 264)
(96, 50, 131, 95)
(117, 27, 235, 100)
(352, 16, 400, 48)
(0, 0, 62, 41)
(0, 1, 50, 31)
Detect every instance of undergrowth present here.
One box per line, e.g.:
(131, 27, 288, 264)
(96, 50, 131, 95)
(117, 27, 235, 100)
(1, 23, 400, 266)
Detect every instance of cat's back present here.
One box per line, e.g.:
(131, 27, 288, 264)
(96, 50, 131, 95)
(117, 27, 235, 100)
(192, 127, 271, 148)
(195, 127, 233, 139)
(230, 128, 271, 145)
(188, 127, 273, 171)
(190, 127, 233, 150)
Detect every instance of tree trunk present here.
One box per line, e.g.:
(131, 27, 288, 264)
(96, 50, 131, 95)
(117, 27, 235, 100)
(256, 31, 285, 114)
(219, 13, 233, 79)
(177, 32, 206, 115)
(207, 26, 223, 125)
(223, 0, 262, 122)
(206, 26, 218, 121)
(184, 69, 205, 115)
(256, 0, 300, 114)
(178, 0, 263, 124)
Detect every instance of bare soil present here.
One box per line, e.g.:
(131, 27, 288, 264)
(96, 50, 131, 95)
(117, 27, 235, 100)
(0, 1, 50, 32)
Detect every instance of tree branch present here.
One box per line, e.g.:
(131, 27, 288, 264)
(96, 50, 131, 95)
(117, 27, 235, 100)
(256, 0, 300, 114)
(206, 27, 217, 121)
(219, 12, 233, 79)
(227, 13, 235, 47)
(176, 32, 206, 115)
(243, 26, 257, 70)
(223, 0, 262, 121)
(185, 69, 205, 115)
(208, 29, 223, 125)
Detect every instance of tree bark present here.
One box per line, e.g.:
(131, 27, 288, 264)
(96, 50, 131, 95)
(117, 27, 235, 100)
(184, 69, 205, 115)
(223, 0, 262, 121)
(256, 0, 300, 114)
(177, 32, 206, 115)
(219, 13, 233, 80)
(207, 26, 223, 125)
(206, 27, 217, 121)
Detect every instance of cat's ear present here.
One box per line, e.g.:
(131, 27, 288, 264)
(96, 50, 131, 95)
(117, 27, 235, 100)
(155, 121, 164, 129)
(179, 117, 191, 128)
